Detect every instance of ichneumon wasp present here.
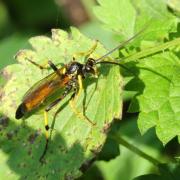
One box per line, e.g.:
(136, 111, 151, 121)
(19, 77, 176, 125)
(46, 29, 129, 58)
(15, 28, 145, 162)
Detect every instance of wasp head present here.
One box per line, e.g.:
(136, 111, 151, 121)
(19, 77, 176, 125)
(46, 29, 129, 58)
(83, 58, 98, 77)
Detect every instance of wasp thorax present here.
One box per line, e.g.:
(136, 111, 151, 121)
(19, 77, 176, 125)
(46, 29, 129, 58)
(67, 62, 83, 75)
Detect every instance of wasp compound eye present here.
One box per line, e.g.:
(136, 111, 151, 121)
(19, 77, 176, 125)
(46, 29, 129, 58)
(87, 58, 95, 66)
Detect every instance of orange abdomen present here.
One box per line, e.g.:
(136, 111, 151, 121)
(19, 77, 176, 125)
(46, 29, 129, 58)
(25, 84, 54, 111)
(15, 75, 70, 119)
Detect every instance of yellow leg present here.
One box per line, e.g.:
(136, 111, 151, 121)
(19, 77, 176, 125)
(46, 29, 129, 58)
(44, 111, 49, 140)
(39, 111, 50, 162)
(77, 75, 83, 98)
(25, 58, 50, 70)
(69, 75, 96, 126)
(69, 98, 95, 126)
(26, 58, 63, 78)
(73, 40, 98, 59)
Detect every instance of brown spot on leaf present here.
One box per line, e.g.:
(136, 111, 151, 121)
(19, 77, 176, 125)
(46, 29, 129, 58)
(90, 144, 103, 156)
(28, 130, 40, 144)
(6, 131, 14, 140)
(6, 128, 19, 140)
(28, 148, 32, 156)
(0, 116, 9, 128)
(1, 69, 12, 81)
(14, 50, 26, 60)
(102, 122, 111, 134)
(65, 174, 74, 180)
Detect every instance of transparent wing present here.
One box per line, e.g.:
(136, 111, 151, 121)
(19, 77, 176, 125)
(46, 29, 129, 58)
(22, 67, 66, 101)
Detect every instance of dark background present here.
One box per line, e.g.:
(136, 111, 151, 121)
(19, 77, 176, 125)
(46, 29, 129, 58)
(0, 0, 107, 69)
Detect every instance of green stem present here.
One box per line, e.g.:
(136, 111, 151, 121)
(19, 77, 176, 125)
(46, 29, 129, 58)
(110, 134, 161, 166)
(120, 37, 180, 63)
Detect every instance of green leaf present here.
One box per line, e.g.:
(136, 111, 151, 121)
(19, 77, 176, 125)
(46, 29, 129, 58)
(97, 137, 120, 161)
(134, 162, 180, 180)
(97, 145, 156, 180)
(94, 118, 161, 180)
(94, 0, 136, 37)
(0, 28, 123, 179)
(126, 52, 180, 144)
(94, 0, 177, 41)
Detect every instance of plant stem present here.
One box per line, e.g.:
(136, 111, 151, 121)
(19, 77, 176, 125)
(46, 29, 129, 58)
(110, 134, 161, 166)
(120, 37, 180, 63)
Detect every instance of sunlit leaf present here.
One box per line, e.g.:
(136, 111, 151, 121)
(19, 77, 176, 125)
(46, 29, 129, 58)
(0, 28, 123, 179)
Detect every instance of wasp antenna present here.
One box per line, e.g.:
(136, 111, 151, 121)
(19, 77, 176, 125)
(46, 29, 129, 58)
(99, 61, 136, 76)
(95, 26, 148, 64)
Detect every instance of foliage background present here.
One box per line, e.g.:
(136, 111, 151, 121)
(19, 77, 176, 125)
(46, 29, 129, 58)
(0, 0, 180, 179)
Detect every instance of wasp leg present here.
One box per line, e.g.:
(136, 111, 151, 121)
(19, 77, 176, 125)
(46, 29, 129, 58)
(26, 58, 64, 78)
(39, 110, 50, 163)
(83, 78, 98, 114)
(73, 40, 98, 60)
(25, 58, 50, 70)
(69, 75, 96, 126)
(39, 84, 72, 162)
(47, 61, 65, 77)
(69, 93, 95, 126)
(25, 58, 62, 73)
(84, 40, 98, 59)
